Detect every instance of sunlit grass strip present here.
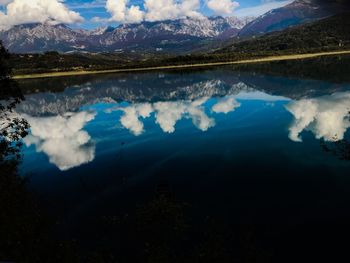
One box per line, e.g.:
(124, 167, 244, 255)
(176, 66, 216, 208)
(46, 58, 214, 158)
(13, 50, 350, 80)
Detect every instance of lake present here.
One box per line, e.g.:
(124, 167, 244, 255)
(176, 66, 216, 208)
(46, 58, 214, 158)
(14, 56, 350, 261)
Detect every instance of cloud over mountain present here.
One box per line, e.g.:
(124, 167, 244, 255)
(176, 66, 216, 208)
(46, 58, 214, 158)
(0, 0, 296, 28)
(0, 0, 83, 30)
(106, 0, 144, 23)
(106, 0, 203, 23)
(207, 0, 240, 15)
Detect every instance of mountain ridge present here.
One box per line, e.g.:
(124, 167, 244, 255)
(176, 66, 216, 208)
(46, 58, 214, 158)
(1, 0, 349, 55)
(221, 12, 350, 53)
(0, 16, 253, 54)
(238, 0, 350, 37)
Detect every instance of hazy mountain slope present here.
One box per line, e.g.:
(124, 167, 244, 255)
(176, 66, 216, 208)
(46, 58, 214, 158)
(238, 0, 350, 37)
(221, 13, 350, 53)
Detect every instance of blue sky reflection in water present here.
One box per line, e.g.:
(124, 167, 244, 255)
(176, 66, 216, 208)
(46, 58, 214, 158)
(17, 66, 350, 225)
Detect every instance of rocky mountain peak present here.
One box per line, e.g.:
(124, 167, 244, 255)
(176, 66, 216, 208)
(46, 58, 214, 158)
(0, 16, 251, 53)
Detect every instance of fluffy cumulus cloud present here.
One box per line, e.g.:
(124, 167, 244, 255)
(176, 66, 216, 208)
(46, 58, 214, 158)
(0, 0, 83, 30)
(119, 103, 153, 135)
(107, 97, 218, 135)
(103, 0, 292, 24)
(188, 105, 215, 131)
(106, 0, 144, 23)
(153, 98, 215, 133)
(105, 0, 203, 23)
(207, 0, 239, 15)
(23, 111, 96, 171)
(285, 92, 350, 142)
(212, 97, 241, 114)
(144, 0, 202, 22)
(153, 101, 187, 133)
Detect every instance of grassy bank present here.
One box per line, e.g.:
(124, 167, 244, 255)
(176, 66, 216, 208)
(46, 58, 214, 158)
(13, 50, 350, 80)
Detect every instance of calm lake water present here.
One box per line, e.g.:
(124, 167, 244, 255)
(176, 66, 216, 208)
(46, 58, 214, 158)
(15, 57, 350, 259)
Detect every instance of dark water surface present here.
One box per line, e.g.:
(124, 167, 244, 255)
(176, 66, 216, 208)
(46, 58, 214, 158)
(16, 57, 350, 260)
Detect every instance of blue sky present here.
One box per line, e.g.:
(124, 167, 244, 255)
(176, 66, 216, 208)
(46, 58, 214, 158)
(0, 0, 292, 29)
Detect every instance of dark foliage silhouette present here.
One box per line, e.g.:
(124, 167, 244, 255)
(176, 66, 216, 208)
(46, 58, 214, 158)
(0, 41, 80, 262)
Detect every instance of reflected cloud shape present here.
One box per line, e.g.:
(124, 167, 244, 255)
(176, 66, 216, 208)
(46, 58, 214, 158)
(119, 104, 153, 136)
(106, 91, 290, 136)
(154, 97, 215, 133)
(107, 97, 218, 136)
(286, 92, 350, 142)
(153, 101, 187, 133)
(212, 97, 241, 114)
(23, 111, 96, 171)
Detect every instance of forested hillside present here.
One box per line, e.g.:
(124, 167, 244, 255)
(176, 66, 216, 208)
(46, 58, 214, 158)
(165, 13, 350, 66)
(221, 12, 350, 53)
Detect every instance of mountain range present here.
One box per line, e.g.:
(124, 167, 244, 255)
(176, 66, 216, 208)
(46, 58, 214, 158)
(0, 0, 348, 54)
(0, 16, 252, 54)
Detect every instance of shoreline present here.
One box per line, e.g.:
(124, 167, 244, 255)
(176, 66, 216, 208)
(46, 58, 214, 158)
(13, 50, 350, 80)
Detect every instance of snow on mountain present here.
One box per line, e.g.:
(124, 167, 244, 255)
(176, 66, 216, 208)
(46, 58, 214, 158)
(0, 17, 252, 54)
(0, 23, 89, 53)
(87, 26, 115, 36)
(17, 77, 250, 116)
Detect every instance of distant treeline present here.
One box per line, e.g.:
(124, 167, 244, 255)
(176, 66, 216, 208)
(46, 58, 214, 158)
(8, 51, 173, 75)
(6, 12, 350, 75)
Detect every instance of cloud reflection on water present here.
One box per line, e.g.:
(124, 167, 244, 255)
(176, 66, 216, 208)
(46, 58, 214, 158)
(23, 111, 96, 171)
(20, 89, 350, 172)
(212, 96, 241, 114)
(106, 97, 230, 136)
(20, 92, 272, 171)
(286, 92, 350, 142)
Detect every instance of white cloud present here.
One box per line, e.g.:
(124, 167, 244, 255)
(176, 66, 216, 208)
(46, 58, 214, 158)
(153, 101, 187, 133)
(23, 111, 96, 171)
(120, 107, 145, 136)
(188, 105, 215, 131)
(207, 0, 239, 15)
(212, 97, 241, 114)
(285, 92, 350, 142)
(91, 16, 109, 23)
(106, 0, 202, 23)
(154, 98, 215, 133)
(235, 0, 292, 18)
(0, 0, 84, 30)
(144, 0, 202, 21)
(99, 0, 294, 25)
(119, 103, 153, 136)
(107, 97, 215, 135)
(106, 0, 144, 23)
(108, 90, 294, 137)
